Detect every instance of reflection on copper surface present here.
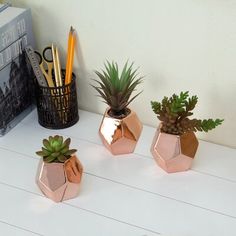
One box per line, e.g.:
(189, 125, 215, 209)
(65, 155, 83, 183)
(36, 155, 83, 202)
(151, 125, 199, 173)
(99, 108, 143, 155)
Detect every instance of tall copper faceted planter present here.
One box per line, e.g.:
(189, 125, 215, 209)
(36, 155, 83, 202)
(99, 108, 143, 155)
(151, 125, 199, 173)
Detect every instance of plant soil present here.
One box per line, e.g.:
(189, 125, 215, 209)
(108, 108, 131, 119)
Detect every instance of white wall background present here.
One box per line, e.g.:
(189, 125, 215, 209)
(6, 0, 236, 148)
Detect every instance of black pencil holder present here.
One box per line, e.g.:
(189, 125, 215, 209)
(36, 70, 79, 129)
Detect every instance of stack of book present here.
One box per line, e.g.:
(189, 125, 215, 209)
(0, 4, 35, 136)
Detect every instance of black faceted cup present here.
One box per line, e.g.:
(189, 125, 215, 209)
(36, 70, 79, 129)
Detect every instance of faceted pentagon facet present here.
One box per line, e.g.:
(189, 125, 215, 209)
(151, 125, 199, 173)
(180, 132, 199, 158)
(36, 155, 83, 202)
(38, 161, 66, 191)
(154, 132, 180, 161)
(99, 109, 143, 155)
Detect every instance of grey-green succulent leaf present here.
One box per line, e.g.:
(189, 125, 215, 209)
(65, 149, 77, 156)
(36, 135, 77, 163)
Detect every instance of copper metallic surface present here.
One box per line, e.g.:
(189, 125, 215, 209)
(151, 125, 199, 173)
(36, 155, 83, 202)
(99, 108, 143, 155)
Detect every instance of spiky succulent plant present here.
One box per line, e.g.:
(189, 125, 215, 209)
(151, 91, 223, 135)
(93, 61, 143, 118)
(36, 135, 77, 163)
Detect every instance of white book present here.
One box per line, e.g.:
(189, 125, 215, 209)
(0, 4, 35, 136)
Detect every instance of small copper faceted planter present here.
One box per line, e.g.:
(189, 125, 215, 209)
(151, 125, 199, 173)
(36, 155, 83, 202)
(99, 108, 143, 155)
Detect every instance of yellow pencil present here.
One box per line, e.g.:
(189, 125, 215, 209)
(65, 28, 72, 84)
(65, 26, 75, 85)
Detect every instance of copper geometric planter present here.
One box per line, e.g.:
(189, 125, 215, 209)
(36, 155, 83, 202)
(99, 108, 143, 155)
(151, 125, 199, 173)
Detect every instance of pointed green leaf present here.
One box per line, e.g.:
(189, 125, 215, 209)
(36, 151, 45, 157)
(43, 139, 53, 152)
(57, 155, 67, 163)
(44, 155, 57, 163)
(51, 152, 60, 158)
(61, 146, 69, 154)
(62, 138, 71, 149)
(42, 147, 51, 156)
(65, 149, 77, 156)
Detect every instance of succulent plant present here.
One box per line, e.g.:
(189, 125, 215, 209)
(92, 61, 143, 118)
(36, 135, 77, 163)
(151, 91, 223, 135)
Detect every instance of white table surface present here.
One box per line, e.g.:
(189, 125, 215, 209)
(0, 109, 235, 236)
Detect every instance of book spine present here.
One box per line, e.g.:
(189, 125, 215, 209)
(0, 9, 35, 71)
(0, 7, 35, 135)
(0, 3, 11, 13)
(0, 35, 28, 71)
(0, 9, 34, 52)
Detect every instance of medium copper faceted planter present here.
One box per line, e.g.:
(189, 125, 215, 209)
(151, 125, 199, 173)
(99, 108, 143, 155)
(36, 155, 83, 202)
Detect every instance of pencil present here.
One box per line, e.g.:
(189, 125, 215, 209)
(52, 43, 60, 87)
(65, 26, 75, 85)
(55, 46, 62, 86)
(65, 27, 72, 84)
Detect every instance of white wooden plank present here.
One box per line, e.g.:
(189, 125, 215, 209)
(0, 148, 236, 235)
(0, 221, 42, 236)
(19, 109, 154, 157)
(77, 141, 236, 217)
(0, 183, 157, 236)
(192, 141, 236, 180)
(19, 108, 38, 124)
(19, 110, 236, 180)
(20, 109, 102, 144)
(134, 124, 157, 157)
(0, 118, 236, 218)
(71, 174, 236, 236)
